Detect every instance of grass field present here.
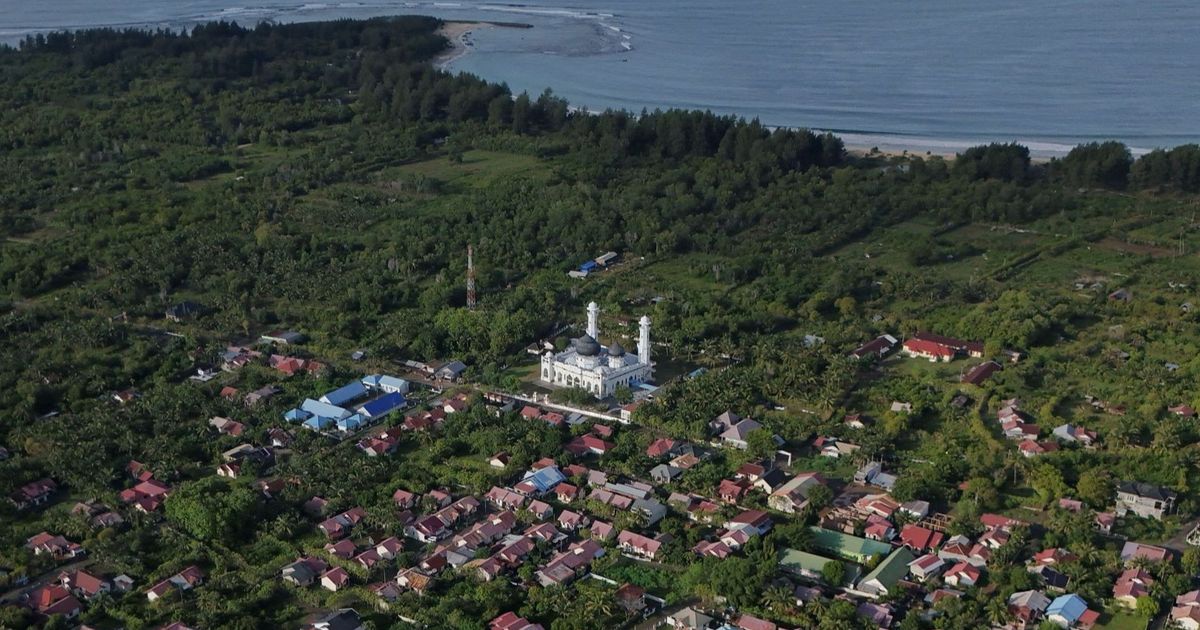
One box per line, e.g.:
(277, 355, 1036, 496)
(382, 150, 551, 192)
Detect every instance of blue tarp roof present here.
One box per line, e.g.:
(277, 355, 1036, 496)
(301, 398, 350, 420)
(320, 381, 368, 406)
(522, 466, 566, 493)
(580, 261, 598, 271)
(1047, 595, 1087, 622)
(359, 392, 406, 417)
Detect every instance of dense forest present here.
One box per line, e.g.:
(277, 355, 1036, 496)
(2, 16, 1200, 630)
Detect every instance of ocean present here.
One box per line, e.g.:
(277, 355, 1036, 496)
(2, 0, 1197, 157)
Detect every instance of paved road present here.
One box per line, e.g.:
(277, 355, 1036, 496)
(1161, 517, 1200, 553)
(0, 557, 95, 604)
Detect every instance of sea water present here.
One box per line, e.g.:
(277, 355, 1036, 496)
(2, 0, 1197, 156)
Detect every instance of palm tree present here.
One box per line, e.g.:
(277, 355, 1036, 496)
(985, 596, 1010, 626)
(761, 583, 795, 615)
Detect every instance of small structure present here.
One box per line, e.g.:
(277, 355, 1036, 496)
(165, 301, 205, 322)
(260, 330, 305, 345)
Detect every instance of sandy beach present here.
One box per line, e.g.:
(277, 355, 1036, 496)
(434, 21, 489, 68)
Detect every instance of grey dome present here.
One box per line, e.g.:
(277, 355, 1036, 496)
(576, 335, 601, 357)
(607, 341, 626, 357)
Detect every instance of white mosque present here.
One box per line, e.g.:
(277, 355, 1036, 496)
(540, 302, 653, 398)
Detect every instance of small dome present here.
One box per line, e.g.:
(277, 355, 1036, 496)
(575, 335, 601, 357)
(607, 341, 626, 357)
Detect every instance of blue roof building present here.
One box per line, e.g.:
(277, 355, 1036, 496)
(1046, 594, 1088, 625)
(301, 398, 351, 421)
(303, 416, 334, 431)
(522, 466, 566, 493)
(284, 408, 312, 423)
(361, 374, 409, 394)
(580, 260, 598, 272)
(358, 392, 406, 418)
(336, 414, 366, 432)
(320, 381, 368, 407)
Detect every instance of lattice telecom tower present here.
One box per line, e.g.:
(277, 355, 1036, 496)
(466, 245, 477, 310)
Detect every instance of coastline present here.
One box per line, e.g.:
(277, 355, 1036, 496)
(435, 20, 531, 69)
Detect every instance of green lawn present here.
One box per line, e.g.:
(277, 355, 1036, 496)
(1096, 609, 1148, 630)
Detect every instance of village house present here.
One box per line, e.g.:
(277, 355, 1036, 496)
(490, 612, 545, 630)
(26, 532, 85, 559)
(119, 478, 173, 513)
(321, 567, 351, 592)
(767, 472, 826, 514)
(1115, 481, 1176, 520)
(650, 463, 682, 484)
(10, 477, 57, 510)
(318, 507, 367, 540)
(666, 608, 714, 630)
(485, 486, 528, 511)
(357, 431, 400, 457)
(58, 569, 111, 600)
(617, 530, 663, 560)
(1019, 440, 1060, 458)
(735, 614, 778, 630)
(718, 478, 753, 504)
(646, 437, 678, 459)
(1112, 568, 1154, 608)
(392, 488, 416, 510)
(244, 385, 281, 407)
(535, 539, 605, 587)
(565, 434, 614, 457)
(1045, 594, 1099, 629)
(902, 332, 983, 362)
(590, 520, 615, 541)
(816, 436, 861, 459)
(24, 584, 82, 619)
(1173, 591, 1200, 630)
(1121, 541, 1172, 564)
(944, 562, 982, 588)
(857, 602, 895, 628)
(849, 334, 898, 360)
(146, 566, 204, 602)
(907, 553, 946, 581)
(208, 416, 245, 437)
(1009, 590, 1052, 626)
(1052, 423, 1097, 446)
(720, 418, 765, 450)
(962, 360, 1002, 385)
(526, 500, 554, 521)
(73, 500, 125, 529)
(282, 557, 329, 587)
(325, 539, 356, 560)
(693, 539, 733, 559)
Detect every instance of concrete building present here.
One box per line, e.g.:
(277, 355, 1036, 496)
(1116, 481, 1176, 520)
(540, 303, 652, 398)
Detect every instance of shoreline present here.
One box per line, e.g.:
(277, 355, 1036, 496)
(434, 20, 531, 69)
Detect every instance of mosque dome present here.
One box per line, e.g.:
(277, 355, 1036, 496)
(607, 341, 626, 357)
(575, 335, 601, 357)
